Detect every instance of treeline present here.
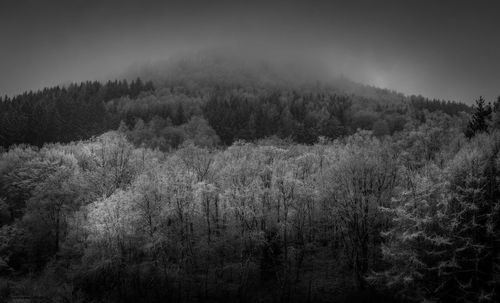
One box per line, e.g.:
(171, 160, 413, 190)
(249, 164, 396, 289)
(1, 104, 499, 302)
(97, 87, 474, 149)
(409, 95, 471, 116)
(1, 78, 473, 149)
(203, 90, 355, 144)
(0, 79, 154, 147)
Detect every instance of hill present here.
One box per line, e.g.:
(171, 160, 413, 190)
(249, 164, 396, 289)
(2, 52, 500, 303)
(0, 52, 471, 149)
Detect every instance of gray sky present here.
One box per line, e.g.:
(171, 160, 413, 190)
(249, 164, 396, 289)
(1, 0, 499, 103)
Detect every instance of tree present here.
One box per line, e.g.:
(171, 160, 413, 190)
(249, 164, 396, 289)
(490, 96, 500, 130)
(369, 165, 450, 301)
(182, 116, 220, 148)
(442, 133, 500, 301)
(372, 119, 390, 137)
(86, 189, 141, 258)
(322, 131, 398, 289)
(23, 161, 79, 258)
(465, 96, 492, 138)
(86, 132, 138, 197)
(373, 133, 500, 302)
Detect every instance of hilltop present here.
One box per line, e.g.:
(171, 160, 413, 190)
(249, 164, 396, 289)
(0, 52, 471, 149)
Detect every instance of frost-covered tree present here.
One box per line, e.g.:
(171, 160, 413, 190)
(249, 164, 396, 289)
(373, 132, 500, 302)
(442, 132, 500, 302)
(322, 131, 398, 288)
(369, 164, 450, 301)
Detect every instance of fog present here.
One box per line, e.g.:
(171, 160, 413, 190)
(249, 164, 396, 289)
(1, 0, 499, 103)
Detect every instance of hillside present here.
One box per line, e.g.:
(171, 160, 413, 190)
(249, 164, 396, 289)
(0, 53, 471, 150)
(2, 0, 500, 301)
(1, 52, 500, 303)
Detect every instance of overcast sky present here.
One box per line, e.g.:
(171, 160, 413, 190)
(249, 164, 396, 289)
(1, 0, 499, 103)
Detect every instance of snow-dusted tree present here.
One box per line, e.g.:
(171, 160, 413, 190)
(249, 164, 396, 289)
(83, 132, 138, 197)
(372, 132, 500, 302)
(85, 189, 142, 259)
(322, 131, 398, 288)
(441, 132, 500, 302)
(368, 164, 450, 301)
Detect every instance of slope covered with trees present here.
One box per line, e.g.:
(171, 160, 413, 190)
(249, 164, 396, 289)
(0, 79, 154, 147)
(1, 55, 499, 303)
(1, 54, 471, 150)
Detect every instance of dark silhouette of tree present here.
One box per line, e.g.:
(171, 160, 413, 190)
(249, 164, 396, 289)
(465, 96, 492, 138)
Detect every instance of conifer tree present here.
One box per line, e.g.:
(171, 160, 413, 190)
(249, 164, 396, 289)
(465, 96, 492, 138)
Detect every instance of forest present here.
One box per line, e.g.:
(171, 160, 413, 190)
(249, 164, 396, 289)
(1, 57, 499, 303)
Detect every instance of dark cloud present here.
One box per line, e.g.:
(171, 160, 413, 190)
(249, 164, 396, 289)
(1, 0, 499, 103)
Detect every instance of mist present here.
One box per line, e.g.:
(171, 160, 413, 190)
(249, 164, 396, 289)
(1, 0, 500, 103)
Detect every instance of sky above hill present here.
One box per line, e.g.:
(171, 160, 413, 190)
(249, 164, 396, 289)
(1, 0, 499, 103)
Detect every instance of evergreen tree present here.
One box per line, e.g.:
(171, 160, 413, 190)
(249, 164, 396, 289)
(490, 96, 500, 130)
(368, 165, 449, 301)
(465, 96, 492, 138)
(372, 133, 500, 302)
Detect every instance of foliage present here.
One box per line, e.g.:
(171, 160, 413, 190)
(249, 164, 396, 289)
(0, 79, 154, 147)
(0, 58, 498, 302)
(371, 132, 500, 302)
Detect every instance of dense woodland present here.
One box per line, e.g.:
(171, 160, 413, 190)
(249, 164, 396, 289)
(1, 58, 500, 302)
(1, 81, 470, 149)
